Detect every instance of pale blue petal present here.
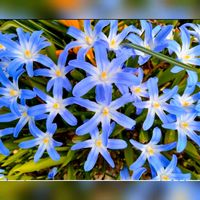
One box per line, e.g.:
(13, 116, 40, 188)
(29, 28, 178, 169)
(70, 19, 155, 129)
(72, 76, 96, 97)
(34, 144, 46, 162)
(60, 109, 77, 126)
(130, 152, 146, 170)
(107, 139, 127, 149)
(76, 113, 101, 135)
(143, 109, 155, 130)
(150, 127, 161, 144)
(110, 110, 136, 129)
(71, 140, 93, 150)
(99, 148, 115, 168)
(84, 148, 99, 171)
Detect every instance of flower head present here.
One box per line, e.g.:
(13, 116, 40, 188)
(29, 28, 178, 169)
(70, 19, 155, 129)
(0, 28, 51, 77)
(0, 68, 35, 115)
(129, 127, 176, 173)
(67, 20, 109, 59)
(34, 49, 73, 95)
(170, 83, 199, 113)
(74, 87, 136, 136)
(71, 123, 127, 171)
(28, 88, 77, 127)
(163, 113, 200, 152)
(152, 155, 191, 181)
(167, 26, 200, 86)
(69, 42, 138, 97)
(134, 77, 182, 130)
(0, 102, 47, 138)
(99, 20, 139, 54)
(127, 20, 173, 65)
(19, 123, 62, 162)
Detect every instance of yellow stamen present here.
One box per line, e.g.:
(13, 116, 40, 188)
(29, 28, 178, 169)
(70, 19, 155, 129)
(53, 102, 60, 109)
(55, 69, 62, 77)
(95, 139, 102, 147)
(9, 89, 18, 96)
(85, 36, 93, 45)
(181, 122, 189, 129)
(43, 137, 50, 144)
(182, 101, 190, 107)
(147, 146, 154, 156)
(101, 71, 107, 80)
(161, 175, 170, 181)
(133, 87, 142, 93)
(153, 102, 160, 109)
(183, 55, 191, 60)
(102, 107, 109, 116)
(110, 39, 116, 48)
(22, 112, 28, 117)
(145, 45, 150, 50)
(0, 44, 5, 50)
(24, 50, 32, 59)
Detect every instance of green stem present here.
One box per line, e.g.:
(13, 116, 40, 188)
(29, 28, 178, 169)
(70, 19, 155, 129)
(123, 43, 199, 72)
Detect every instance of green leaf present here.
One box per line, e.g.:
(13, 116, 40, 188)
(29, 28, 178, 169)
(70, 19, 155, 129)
(70, 69, 84, 81)
(67, 165, 76, 180)
(164, 130, 177, 144)
(124, 144, 134, 167)
(123, 43, 199, 72)
(185, 142, 200, 161)
(46, 41, 58, 63)
(10, 156, 66, 175)
(2, 149, 29, 167)
(139, 130, 149, 143)
(60, 150, 76, 168)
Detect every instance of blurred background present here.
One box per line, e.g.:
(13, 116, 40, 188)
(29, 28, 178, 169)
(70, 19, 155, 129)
(0, 0, 199, 18)
(0, 182, 199, 200)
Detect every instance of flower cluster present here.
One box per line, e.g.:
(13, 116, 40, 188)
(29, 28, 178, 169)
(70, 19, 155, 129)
(0, 20, 199, 180)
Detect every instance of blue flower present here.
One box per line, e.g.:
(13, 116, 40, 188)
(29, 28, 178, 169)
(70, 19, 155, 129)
(0, 28, 51, 77)
(167, 26, 200, 86)
(34, 49, 73, 95)
(0, 102, 47, 138)
(69, 42, 138, 97)
(120, 166, 146, 180)
(47, 167, 58, 180)
(67, 20, 109, 59)
(0, 128, 13, 156)
(116, 68, 148, 115)
(74, 88, 136, 136)
(134, 77, 182, 130)
(162, 113, 200, 152)
(0, 32, 16, 58)
(0, 68, 35, 115)
(71, 123, 127, 171)
(152, 155, 191, 181)
(170, 83, 199, 113)
(19, 123, 62, 162)
(127, 20, 173, 65)
(182, 23, 200, 42)
(99, 20, 140, 55)
(28, 88, 77, 127)
(129, 127, 176, 173)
